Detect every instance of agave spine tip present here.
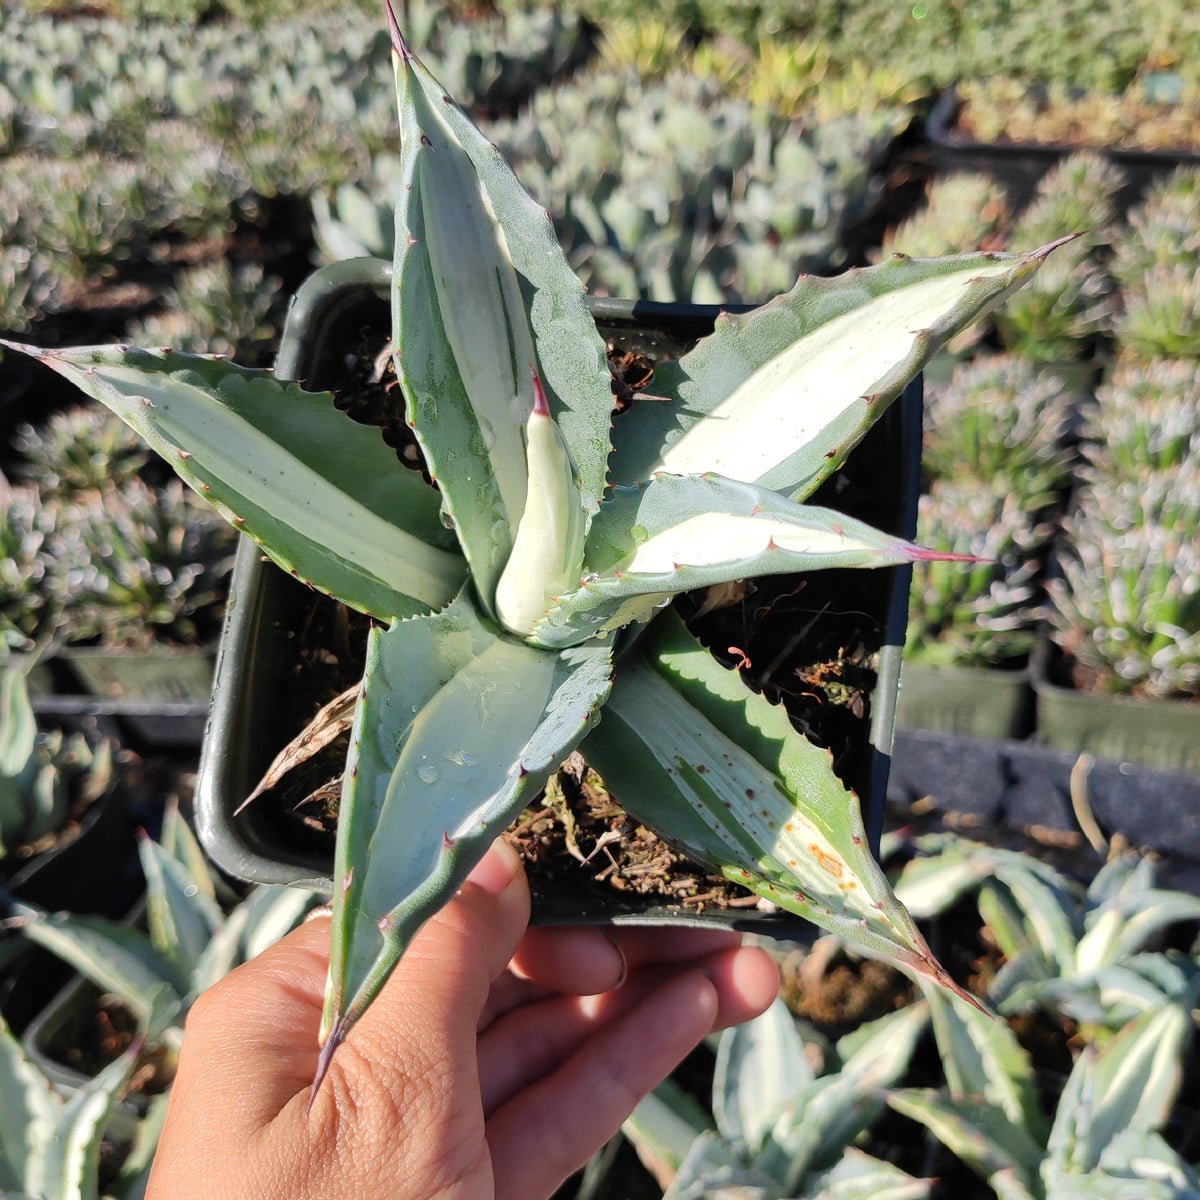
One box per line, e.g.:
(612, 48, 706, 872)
(384, 0, 411, 61)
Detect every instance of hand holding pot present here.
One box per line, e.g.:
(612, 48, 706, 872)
(145, 838, 778, 1200)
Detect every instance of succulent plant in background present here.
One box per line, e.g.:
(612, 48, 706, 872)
(1082, 356, 1200, 481)
(905, 484, 1046, 669)
(11, 404, 148, 499)
(1114, 262, 1200, 360)
(0, 663, 114, 863)
(622, 995, 932, 1198)
(921, 353, 1074, 504)
(1048, 467, 1200, 698)
(879, 172, 1009, 260)
(8, 802, 322, 1058)
(0, 243, 55, 335)
(893, 833, 1200, 1028)
(888, 969, 1200, 1200)
(0, 476, 52, 652)
(950, 75, 1200, 151)
(121, 260, 282, 362)
(2, 804, 322, 1198)
(42, 477, 237, 650)
(992, 153, 1122, 362)
(1008, 152, 1126, 252)
(1, 5, 1054, 1085)
(1110, 167, 1200, 293)
(0, 986, 174, 1200)
(887, 834, 1200, 1199)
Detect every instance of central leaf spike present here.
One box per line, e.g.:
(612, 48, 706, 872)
(494, 368, 588, 637)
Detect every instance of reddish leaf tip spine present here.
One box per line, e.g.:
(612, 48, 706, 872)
(308, 1016, 347, 1111)
(530, 365, 550, 417)
(384, 0, 411, 60)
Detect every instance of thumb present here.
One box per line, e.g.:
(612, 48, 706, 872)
(166, 839, 531, 1132)
(313, 837, 532, 1102)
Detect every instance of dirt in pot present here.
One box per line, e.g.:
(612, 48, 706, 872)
(42, 983, 176, 1096)
(239, 322, 893, 912)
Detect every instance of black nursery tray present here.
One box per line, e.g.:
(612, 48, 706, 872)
(888, 726, 1200, 894)
(926, 86, 1200, 217)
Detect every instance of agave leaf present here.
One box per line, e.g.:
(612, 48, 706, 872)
(190, 884, 317, 996)
(885, 1089, 1041, 1200)
(807, 1152, 932, 1200)
(1124, 951, 1199, 1003)
(112, 1092, 171, 1200)
(608, 244, 1064, 498)
(0, 1014, 58, 1194)
(38, 985, 177, 1200)
(12, 902, 181, 1018)
(987, 853, 1081, 976)
(0, 342, 464, 620)
(1081, 1130, 1200, 1199)
(891, 840, 983, 918)
(159, 802, 219, 903)
(317, 591, 613, 1076)
(1046, 990, 1198, 1177)
(1084, 853, 1155, 908)
(712, 997, 812, 1154)
(772, 1004, 929, 1191)
(533, 472, 960, 648)
(922, 983, 1046, 1143)
(389, 11, 611, 608)
(758, 1005, 926, 1189)
(663, 1130, 774, 1200)
(582, 613, 976, 1005)
(998, 963, 1178, 1027)
(138, 832, 223, 991)
(24, 763, 66, 849)
(977, 881, 1033, 964)
(623, 1078, 715, 1190)
(1076, 891, 1200, 973)
(799, 1149, 932, 1200)
(0, 668, 38, 846)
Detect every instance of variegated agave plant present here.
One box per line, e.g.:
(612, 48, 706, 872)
(0, 5, 1058, 1090)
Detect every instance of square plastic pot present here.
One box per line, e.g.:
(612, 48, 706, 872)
(193, 258, 923, 931)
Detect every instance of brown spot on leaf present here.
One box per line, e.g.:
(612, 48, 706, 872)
(809, 843, 844, 877)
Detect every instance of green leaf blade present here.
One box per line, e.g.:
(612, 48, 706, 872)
(534, 473, 946, 648)
(13, 903, 181, 1020)
(609, 246, 1061, 498)
(389, 26, 611, 609)
(582, 614, 971, 1002)
(0, 1014, 59, 1195)
(1, 343, 465, 621)
(318, 592, 613, 1067)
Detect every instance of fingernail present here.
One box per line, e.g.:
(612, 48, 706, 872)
(465, 837, 522, 895)
(601, 932, 628, 989)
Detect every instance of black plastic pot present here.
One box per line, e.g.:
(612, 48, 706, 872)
(926, 87, 1200, 218)
(194, 259, 923, 931)
(20, 972, 151, 1142)
(0, 716, 140, 1036)
(896, 660, 1034, 741)
(1032, 637, 1200, 777)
